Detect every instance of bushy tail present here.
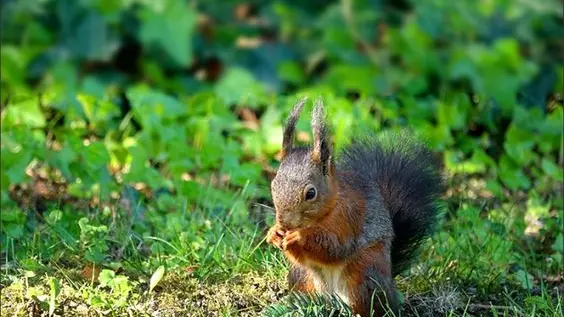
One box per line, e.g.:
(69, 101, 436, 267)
(376, 131, 445, 276)
(342, 130, 446, 276)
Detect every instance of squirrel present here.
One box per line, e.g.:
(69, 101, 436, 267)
(266, 97, 445, 316)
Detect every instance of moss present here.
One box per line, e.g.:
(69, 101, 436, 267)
(1, 271, 287, 317)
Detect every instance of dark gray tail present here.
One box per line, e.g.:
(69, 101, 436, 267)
(342, 130, 445, 276)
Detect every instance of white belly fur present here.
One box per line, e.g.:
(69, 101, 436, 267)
(310, 264, 351, 305)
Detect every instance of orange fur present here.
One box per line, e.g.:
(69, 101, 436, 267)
(344, 243, 392, 316)
(269, 170, 395, 316)
(268, 98, 441, 317)
(266, 223, 285, 249)
(289, 270, 316, 292)
(283, 177, 365, 266)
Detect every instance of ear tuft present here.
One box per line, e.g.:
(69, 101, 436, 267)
(281, 97, 308, 159)
(311, 97, 332, 173)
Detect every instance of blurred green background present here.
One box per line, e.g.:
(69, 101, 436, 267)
(1, 0, 563, 315)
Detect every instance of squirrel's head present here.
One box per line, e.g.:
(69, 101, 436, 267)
(271, 97, 337, 230)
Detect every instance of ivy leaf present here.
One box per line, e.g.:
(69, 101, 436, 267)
(67, 11, 119, 61)
(277, 61, 306, 85)
(504, 124, 536, 165)
(214, 67, 266, 107)
(259, 105, 284, 155)
(98, 269, 115, 287)
(2, 143, 33, 186)
(323, 64, 378, 96)
(139, 0, 197, 67)
(2, 97, 46, 128)
(48, 145, 77, 180)
(3, 222, 25, 239)
(230, 163, 262, 187)
(514, 269, 534, 290)
(541, 158, 564, 182)
(82, 141, 110, 171)
(498, 155, 531, 190)
(49, 62, 83, 117)
(126, 85, 187, 128)
(0, 45, 30, 90)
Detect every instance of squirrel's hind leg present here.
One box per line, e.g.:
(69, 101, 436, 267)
(287, 264, 315, 292)
(345, 245, 399, 317)
(353, 272, 399, 317)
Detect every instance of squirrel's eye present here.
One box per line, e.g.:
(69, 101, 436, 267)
(304, 185, 317, 201)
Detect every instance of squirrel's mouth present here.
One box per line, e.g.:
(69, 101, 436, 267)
(278, 216, 302, 230)
(280, 214, 317, 231)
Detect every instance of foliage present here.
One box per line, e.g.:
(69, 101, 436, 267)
(262, 292, 355, 317)
(1, 0, 563, 316)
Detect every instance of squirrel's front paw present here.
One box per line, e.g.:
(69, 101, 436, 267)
(266, 224, 286, 249)
(282, 230, 305, 250)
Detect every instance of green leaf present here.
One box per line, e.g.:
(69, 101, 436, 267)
(2, 97, 45, 128)
(524, 296, 550, 310)
(48, 62, 84, 117)
(67, 11, 119, 61)
(259, 105, 284, 155)
(80, 76, 107, 99)
(214, 67, 265, 106)
(139, 0, 197, 66)
(98, 269, 115, 287)
(552, 233, 563, 254)
(126, 85, 187, 127)
(3, 223, 25, 239)
(504, 123, 536, 166)
(0, 208, 25, 223)
(230, 163, 262, 186)
(541, 158, 564, 182)
(0, 45, 30, 89)
(1, 145, 32, 186)
(444, 148, 493, 175)
(498, 155, 531, 190)
(323, 64, 378, 96)
(47, 145, 77, 180)
(493, 38, 522, 71)
(514, 269, 534, 290)
(82, 141, 110, 170)
(45, 210, 63, 225)
(277, 61, 306, 85)
(149, 265, 165, 293)
(48, 277, 60, 317)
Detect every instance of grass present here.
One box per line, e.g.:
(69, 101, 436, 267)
(1, 177, 562, 317)
(1, 0, 562, 314)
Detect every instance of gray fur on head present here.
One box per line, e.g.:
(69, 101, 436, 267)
(271, 147, 333, 229)
(281, 97, 308, 159)
(272, 97, 335, 230)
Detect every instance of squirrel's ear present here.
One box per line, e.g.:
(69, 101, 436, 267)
(281, 97, 307, 159)
(311, 97, 332, 173)
(327, 155, 335, 177)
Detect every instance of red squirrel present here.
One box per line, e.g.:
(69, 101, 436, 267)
(266, 97, 445, 316)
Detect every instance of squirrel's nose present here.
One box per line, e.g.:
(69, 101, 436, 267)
(278, 214, 299, 230)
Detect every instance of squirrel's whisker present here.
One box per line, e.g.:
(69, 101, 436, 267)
(253, 203, 276, 212)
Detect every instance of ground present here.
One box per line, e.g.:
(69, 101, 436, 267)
(1, 172, 562, 317)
